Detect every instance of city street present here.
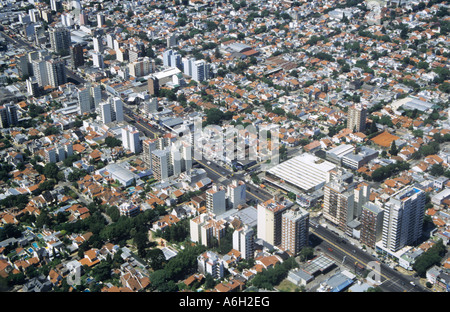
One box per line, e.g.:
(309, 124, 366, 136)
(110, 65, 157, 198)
(309, 225, 428, 292)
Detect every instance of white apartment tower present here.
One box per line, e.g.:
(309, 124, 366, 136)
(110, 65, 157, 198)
(192, 59, 209, 82)
(122, 125, 141, 154)
(227, 180, 246, 210)
(92, 51, 104, 69)
(93, 36, 104, 53)
(233, 225, 254, 260)
(206, 184, 227, 216)
(381, 186, 426, 253)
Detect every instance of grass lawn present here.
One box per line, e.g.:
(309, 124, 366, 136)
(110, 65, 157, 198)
(275, 279, 303, 292)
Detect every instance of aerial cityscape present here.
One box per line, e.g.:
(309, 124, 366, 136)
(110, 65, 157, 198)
(0, 0, 448, 295)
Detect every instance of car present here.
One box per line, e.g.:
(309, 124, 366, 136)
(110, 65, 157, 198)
(328, 248, 333, 252)
(410, 281, 416, 287)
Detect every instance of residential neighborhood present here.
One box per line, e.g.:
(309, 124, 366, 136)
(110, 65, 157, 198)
(0, 0, 448, 295)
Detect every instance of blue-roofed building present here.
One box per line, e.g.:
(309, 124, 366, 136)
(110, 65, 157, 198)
(318, 270, 355, 292)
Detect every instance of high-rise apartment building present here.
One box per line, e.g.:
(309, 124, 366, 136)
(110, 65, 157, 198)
(46, 58, 67, 87)
(99, 101, 112, 124)
(281, 207, 309, 255)
(77, 87, 91, 114)
(0, 103, 18, 128)
(147, 76, 159, 96)
(142, 138, 158, 169)
(323, 170, 368, 235)
(97, 13, 105, 28)
(50, 0, 62, 12)
(151, 149, 171, 181)
(347, 104, 367, 133)
(92, 51, 104, 69)
(206, 184, 227, 216)
(162, 49, 181, 69)
(190, 213, 227, 248)
(233, 225, 254, 260)
(323, 177, 355, 232)
(122, 125, 141, 154)
(93, 36, 103, 53)
(360, 202, 384, 249)
(32, 59, 49, 87)
(257, 198, 292, 247)
(49, 26, 71, 56)
(381, 185, 426, 253)
(70, 43, 84, 69)
(227, 180, 246, 210)
(90, 84, 102, 110)
(192, 59, 209, 82)
(128, 57, 154, 78)
(99, 97, 123, 124)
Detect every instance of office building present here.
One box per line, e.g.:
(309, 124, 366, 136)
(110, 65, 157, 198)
(257, 197, 293, 247)
(281, 207, 309, 255)
(49, 26, 71, 56)
(206, 184, 227, 216)
(381, 186, 426, 253)
(360, 202, 384, 249)
(347, 104, 367, 133)
(233, 225, 255, 260)
(227, 180, 246, 210)
(0, 103, 18, 128)
(70, 43, 84, 69)
(122, 125, 141, 154)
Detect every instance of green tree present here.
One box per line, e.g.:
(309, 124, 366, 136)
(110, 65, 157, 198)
(43, 163, 59, 180)
(413, 239, 446, 276)
(389, 140, 398, 156)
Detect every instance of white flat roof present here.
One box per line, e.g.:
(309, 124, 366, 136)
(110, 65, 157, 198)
(267, 153, 336, 191)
